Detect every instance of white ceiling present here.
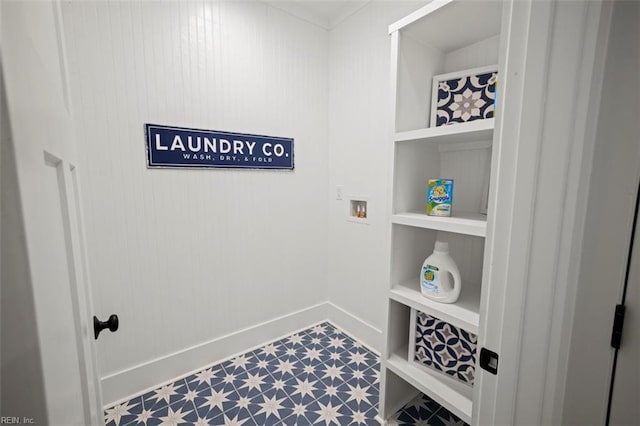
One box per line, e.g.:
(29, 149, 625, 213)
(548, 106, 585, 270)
(264, 1, 371, 29)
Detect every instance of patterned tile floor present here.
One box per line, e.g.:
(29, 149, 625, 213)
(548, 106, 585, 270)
(105, 322, 466, 425)
(387, 393, 465, 426)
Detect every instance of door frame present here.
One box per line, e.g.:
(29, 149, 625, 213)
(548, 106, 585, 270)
(477, 0, 618, 424)
(555, 0, 640, 423)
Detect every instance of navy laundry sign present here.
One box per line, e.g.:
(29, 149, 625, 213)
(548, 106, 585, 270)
(145, 124, 294, 170)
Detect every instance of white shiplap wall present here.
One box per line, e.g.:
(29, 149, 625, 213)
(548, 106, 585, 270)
(62, 1, 328, 403)
(326, 1, 425, 346)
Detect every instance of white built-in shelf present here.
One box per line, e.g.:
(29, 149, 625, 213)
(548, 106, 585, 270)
(384, 0, 505, 422)
(391, 211, 487, 237)
(395, 118, 494, 146)
(387, 349, 473, 424)
(390, 279, 481, 334)
(389, 0, 502, 53)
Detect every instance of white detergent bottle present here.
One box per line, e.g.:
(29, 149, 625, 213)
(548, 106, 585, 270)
(420, 241, 461, 303)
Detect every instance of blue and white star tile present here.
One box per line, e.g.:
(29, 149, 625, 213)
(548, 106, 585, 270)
(394, 404, 435, 424)
(304, 323, 332, 337)
(305, 395, 353, 425)
(389, 393, 468, 426)
(321, 348, 352, 364)
(426, 410, 468, 426)
(361, 366, 380, 388)
(335, 381, 376, 413)
(221, 353, 259, 374)
(322, 334, 343, 349)
(363, 382, 379, 404)
(409, 393, 443, 417)
(308, 344, 337, 357)
(268, 356, 304, 381)
(246, 388, 295, 425)
(208, 405, 255, 426)
(277, 409, 314, 426)
(254, 341, 284, 360)
(192, 381, 239, 420)
(104, 321, 463, 426)
(283, 374, 323, 406)
(252, 360, 281, 379)
(232, 367, 277, 400)
(132, 394, 192, 426)
(104, 396, 143, 426)
(363, 405, 381, 425)
(139, 399, 197, 426)
(303, 332, 327, 348)
(293, 363, 322, 383)
(318, 361, 352, 383)
(322, 332, 357, 353)
(139, 385, 172, 413)
(140, 379, 191, 411)
(370, 359, 381, 371)
(185, 365, 227, 392)
(277, 344, 308, 363)
(314, 378, 345, 401)
(296, 345, 334, 367)
(343, 366, 376, 389)
(281, 332, 308, 349)
(345, 348, 377, 370)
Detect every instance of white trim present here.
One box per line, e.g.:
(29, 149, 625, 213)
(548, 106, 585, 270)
(388, 0, 454, 34)
(326, 302, 382, 354)
(478, 1, 612, 424)
(262, 1, 370, 31)
(474, 1, 556, 424)
(102, 301, 383, 409)
(101, 302, 327, 406)
(543, 1, 612, 424)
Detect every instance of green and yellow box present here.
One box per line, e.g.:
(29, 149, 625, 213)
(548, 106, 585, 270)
(426, 179, 454, 216)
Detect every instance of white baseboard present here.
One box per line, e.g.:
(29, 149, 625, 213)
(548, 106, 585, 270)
(101, 302, 328, 407)
(102, 301, 383, 407)
(326, 302, 382, 354)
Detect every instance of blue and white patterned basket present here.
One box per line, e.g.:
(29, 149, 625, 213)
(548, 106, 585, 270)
(410, 310, 477, 386)
(430, 65, 498, 127)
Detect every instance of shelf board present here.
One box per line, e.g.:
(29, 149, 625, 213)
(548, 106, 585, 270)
(392, 212, 487, 237)
(395, 119, 494, 145)
(386, 349, 473, 424)
(390, 279, 481, 334)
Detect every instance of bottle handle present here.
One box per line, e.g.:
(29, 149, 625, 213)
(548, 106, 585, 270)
(450, 267, 462, 302)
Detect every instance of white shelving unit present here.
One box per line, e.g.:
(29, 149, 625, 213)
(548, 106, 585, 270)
(390, 279, 481, 334)
(387, 350, 473, 421)
(391, 212, 487, 237)
(380, 1, 505, 424)
(394, 118, 494, 144)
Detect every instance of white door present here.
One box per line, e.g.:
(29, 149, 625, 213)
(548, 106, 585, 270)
(1, 1, 103, 425)
(609, 183, 640, 425)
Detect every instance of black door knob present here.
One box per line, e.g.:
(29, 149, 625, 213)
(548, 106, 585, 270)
(93, 314, 119, 340)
